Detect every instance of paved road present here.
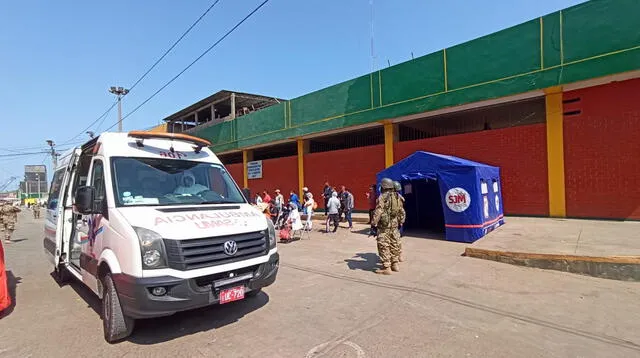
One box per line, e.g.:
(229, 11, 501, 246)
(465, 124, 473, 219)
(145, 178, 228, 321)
(1, 212, 640, 357)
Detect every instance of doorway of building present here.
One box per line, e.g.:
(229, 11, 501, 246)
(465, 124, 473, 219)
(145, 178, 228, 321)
(402, 178, 446, 237)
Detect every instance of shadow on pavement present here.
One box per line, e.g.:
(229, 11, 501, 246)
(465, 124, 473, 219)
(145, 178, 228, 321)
(0, 271, 22, 319)
(345, 253, 379, 272)
(351, 228, 374, 236)
(48, 269, 103, 316)
(7, 239, 28, 243)
(129, 292, 270, 344)
(402, 229, 446, 241)
(49, 270, 270, 344)
(69, 280, 103, 316)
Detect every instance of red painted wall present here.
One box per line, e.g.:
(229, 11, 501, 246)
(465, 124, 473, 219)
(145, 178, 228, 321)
(305, 145, 385, 211)
(563, 78, 640, 220)
(394, 124, 549, 216)
(225, 163, 243, 187)
(247, 156, 298, 200)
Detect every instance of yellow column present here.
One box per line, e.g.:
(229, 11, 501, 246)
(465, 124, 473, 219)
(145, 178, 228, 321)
(545, 86, 566, 217)
(384, 122, 394, 168)
(242, 150, 249, 189)
(297, 139, 305, 195)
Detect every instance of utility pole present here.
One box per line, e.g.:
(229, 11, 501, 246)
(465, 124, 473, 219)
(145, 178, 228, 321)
(109, 86, 130, 132)
(370, 0, 375, 73)
(46, 140, 57, 168)
(36, 173, 41, 202)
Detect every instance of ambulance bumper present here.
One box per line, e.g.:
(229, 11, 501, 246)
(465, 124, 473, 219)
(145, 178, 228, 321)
(112, 253, 279, 319)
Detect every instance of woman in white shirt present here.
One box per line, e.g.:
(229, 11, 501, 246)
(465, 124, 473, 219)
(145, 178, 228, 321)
(303, 192, 315, 230)
(287, 202, 303, 231)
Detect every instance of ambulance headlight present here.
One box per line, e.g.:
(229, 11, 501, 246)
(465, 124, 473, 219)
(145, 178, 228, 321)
(267, 220, 276, 249)
(134, 227, 167, 269)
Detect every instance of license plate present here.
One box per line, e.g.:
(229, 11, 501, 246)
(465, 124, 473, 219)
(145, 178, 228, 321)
(219, 286, 245, 304)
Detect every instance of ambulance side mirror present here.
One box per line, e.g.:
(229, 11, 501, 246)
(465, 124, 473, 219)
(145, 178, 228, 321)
(75, 186, 95, 215)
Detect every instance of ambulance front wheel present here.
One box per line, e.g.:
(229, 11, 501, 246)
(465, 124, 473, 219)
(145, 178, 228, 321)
(102, 273, 135, 343)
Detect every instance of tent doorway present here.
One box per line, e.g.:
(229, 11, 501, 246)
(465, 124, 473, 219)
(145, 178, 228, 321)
(402, 178, 445, 235)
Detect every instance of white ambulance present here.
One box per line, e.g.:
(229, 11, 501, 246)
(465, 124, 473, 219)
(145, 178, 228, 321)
(43, 131, 279, 342)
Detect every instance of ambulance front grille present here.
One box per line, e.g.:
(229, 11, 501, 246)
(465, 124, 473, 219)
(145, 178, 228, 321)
(163, 230, 268, 271)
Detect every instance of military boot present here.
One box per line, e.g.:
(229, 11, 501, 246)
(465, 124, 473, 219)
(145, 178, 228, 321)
(391, 263, 400, 272)
(375, 267, 392, 275)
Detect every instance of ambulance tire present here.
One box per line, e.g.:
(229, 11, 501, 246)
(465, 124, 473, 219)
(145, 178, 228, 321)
(102, 273, 135, 343)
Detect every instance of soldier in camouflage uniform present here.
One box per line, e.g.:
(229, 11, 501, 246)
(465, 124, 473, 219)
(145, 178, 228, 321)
(32, 203, 41, 219)
(372, 178, 405, 275)
(393, 181, 405, 262)
(1, 201, 21, 243)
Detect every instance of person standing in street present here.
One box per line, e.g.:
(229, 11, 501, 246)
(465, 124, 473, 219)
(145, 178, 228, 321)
(274, 189, 284, 213)
(393, 181, 406, 262)
(289, 190, 301, 211)
(303, 192, 315, 231)
(242, 188, 252, 203)
(371, 178, 405, 275)
(366, 184, 378, 233)
(325, 192, 341, 234)
(32, 203, 40, 219)
(262, 190, 272, 206)
(337, 185, 347, 222)
(322, 182, 334, 216)
(1, 201, 21, 244)
(343, 188, 355, 230)
(302, 187, 310, 203)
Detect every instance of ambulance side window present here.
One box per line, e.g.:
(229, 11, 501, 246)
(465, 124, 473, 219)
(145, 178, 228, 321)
(69, 154, 93, 207)
(47, 169, 65, 210)
(91, 160, 107, 217)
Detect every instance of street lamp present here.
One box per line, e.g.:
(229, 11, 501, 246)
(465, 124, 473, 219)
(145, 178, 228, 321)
(36, 173, 41, 203)
(46, 140, 57, 167)
(109, 86, 130, 132)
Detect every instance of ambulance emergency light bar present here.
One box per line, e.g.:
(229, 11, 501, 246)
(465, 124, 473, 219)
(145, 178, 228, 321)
(127, 131, 212, 153)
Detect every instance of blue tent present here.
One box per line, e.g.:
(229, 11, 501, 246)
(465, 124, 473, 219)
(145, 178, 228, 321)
(376, 151, 504, 243)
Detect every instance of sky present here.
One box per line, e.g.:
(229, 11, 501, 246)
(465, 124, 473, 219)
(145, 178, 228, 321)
(0, 0, 585, 189)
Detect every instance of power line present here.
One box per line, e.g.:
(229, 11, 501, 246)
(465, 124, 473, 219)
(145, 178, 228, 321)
(0, 151, 49, 158)
(0, 144, 52, 152)
(103, 0, 272, 131)
(60, 0, 224, 141)
(127, 0, 223, 93)
(59, 100, 118, 146)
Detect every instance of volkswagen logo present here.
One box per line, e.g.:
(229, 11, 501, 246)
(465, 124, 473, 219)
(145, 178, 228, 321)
(223, 240, 238, 256)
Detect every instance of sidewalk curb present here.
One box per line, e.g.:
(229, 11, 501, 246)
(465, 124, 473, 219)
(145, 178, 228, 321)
(306, 214, 370, 224)
(464, 247, 640, 282)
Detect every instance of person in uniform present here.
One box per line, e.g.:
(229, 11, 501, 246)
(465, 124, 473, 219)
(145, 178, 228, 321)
(32, 202, 41, 219)
(1, 201, 21, 244)
(393, 181, 406, 262)
(371, 178, 405, 275)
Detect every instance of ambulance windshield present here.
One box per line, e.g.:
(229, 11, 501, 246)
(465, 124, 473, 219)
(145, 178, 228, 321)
(111, 157, 246, 207)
